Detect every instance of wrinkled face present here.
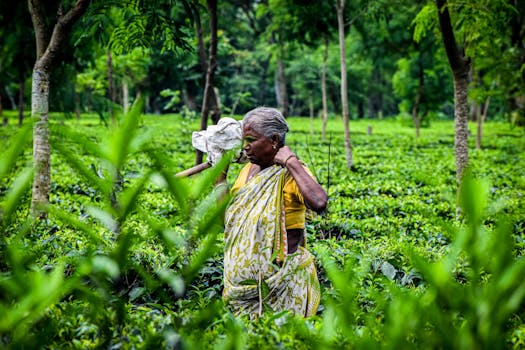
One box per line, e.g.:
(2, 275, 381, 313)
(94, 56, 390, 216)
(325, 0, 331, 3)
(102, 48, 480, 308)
(242, 123, 277, 168)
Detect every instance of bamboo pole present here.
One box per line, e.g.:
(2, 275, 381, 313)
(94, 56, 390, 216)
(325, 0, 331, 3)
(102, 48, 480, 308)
(175, 162, 212, 178)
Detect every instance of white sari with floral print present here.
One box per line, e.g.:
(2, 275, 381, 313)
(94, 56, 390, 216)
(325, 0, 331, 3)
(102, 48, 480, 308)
(223, 164, 320, 317)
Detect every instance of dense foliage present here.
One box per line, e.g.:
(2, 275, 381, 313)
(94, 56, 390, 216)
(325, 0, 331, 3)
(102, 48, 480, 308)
(1, 110, 524, 348)
(1, 1, 524, 125)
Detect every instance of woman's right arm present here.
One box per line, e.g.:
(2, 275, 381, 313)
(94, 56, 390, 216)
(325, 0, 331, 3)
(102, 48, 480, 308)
(274, 146, 327, 213)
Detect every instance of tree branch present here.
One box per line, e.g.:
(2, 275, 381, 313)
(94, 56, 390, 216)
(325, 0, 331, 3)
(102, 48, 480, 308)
(435, 0, 469, 78)
(28, 0, 49, 58)
(39, 0, 91, 70)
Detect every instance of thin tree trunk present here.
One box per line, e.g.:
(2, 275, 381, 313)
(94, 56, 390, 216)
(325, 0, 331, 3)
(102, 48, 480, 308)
(258, 56, 271, 105)
(357, 101, 364, 119)
(211, 87, 220, 124)
(183, 86, 197, 111)
(276, 54, 289, 117)
(122, 79, 129, 114)
(230, 90, 243, 116)
(509, 0, 525, 127)
(5, 85, 17, 110)
(107, 49, 115, 124)
(321, 37, 329, 141)
(476, 96, 490, 149)
(74, 90, 81, 121)
(1, 93, 6, 127)
(29, 0, 90, 217)
(194, 0, 207, 161)
(31, 67, 51, 217)
(196, 0, 219, 165)
(469, 99, 477, 122)
(194, 0, 220, 124)
(436, 0, 471, 184)
(412, 58, 424, 138)
(453, 77, 469, 180)
(336, 0, 353, 168)
(309, 93, 314, 136)
(18, 79, 25, 126)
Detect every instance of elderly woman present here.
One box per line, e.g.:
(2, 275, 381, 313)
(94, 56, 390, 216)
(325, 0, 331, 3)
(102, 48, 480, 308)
(222, 107, 328, 318)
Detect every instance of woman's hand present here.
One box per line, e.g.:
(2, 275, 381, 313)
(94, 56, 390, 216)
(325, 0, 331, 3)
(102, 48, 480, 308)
(274, 146, 297, 167)
(275, 146, 328, 213)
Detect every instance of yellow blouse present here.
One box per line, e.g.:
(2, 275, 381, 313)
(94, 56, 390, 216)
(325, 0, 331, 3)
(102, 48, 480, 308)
(230, 163, 313, 229)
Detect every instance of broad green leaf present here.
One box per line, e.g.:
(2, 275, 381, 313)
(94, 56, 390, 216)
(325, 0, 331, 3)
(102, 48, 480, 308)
(158, 268, 185, 296)
(1, 167, 32, 224)
(86, 206, 118, 232)
(106, 98, 144, 174)
(0, 123, 32, 177)
(189, 150, 234, 199)
(239, 279, 257, 286)
(117, 170, 152, 222)
(260, 279, 270, 300)
(53, 142, 111, 197)
(92, 255, 120, 279)
(183, 233, 220, 283)
(147, 150, 189, 215)
(45, 206, 103, 247)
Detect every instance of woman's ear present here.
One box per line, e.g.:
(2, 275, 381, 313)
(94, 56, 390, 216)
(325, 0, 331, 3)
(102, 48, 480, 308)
(271, 134, 280, 147)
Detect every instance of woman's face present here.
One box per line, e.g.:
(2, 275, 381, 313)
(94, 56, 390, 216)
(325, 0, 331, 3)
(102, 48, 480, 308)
(242, 123, 277, 168)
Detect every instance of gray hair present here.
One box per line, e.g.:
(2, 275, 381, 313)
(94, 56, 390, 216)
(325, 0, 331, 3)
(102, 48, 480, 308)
(242, 107, 289, 146)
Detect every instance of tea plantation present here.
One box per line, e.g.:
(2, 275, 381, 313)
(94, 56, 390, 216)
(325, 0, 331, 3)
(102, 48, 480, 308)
(1, 111, 524, 349)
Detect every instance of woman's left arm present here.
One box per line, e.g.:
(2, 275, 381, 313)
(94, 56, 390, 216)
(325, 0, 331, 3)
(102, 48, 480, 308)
(274, 146, 328, 213)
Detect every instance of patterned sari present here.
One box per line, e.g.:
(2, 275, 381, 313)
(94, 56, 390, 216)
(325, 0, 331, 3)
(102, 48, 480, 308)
(223, 164, 320, 317)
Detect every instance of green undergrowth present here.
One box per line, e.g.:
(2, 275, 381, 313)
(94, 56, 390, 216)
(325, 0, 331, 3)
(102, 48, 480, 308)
(1, 110, 524, 349)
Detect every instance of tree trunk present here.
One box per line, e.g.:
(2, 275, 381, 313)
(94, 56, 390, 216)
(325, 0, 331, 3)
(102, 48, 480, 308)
(28, 0, 91, 217)
(211, 87, 220, 124)
(194, 0, 220, 124)
(476, 96, 490, 150)
(453, 76, 470, 180)
(18, 79, 25, 126)
(74, 90, 81, 120)
(183, 86, 197, 111)
(5, 85, 17, 110)
(368, 66, 384, 119)
(469, 100, 476, 122)
(122, 79, 129, 114)
(196, 0, 219, 165)
(309, 93, 314, 136)
(31, 67, 51, 217)
(275, 54, 289, 117)
(1, 93, 6, 127)
(258, 55, 271, 105)
(230, 90, 243, 116)
(436, 0, 471, 184)
(321, 38, 329, 141)
(336, 0, 353, 168)
(412, 57, 424, 138)
(107, 49, 115, 124)
(357, 101, 364, 119)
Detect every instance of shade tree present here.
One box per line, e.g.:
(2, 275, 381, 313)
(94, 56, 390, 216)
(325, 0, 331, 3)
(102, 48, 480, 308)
(414, 0, 519, 189)
(193, 0, 220, 165)
(27, 0, 196, 217)
(464, 0, 525, 146)
(28, 0, 92, 217)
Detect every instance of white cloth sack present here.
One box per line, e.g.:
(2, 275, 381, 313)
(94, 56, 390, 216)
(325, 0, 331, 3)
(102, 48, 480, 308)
(192, 117, 246, 164)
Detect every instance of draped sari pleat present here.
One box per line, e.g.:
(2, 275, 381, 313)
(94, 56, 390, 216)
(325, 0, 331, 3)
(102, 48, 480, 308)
(223, 165, 320, 317)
